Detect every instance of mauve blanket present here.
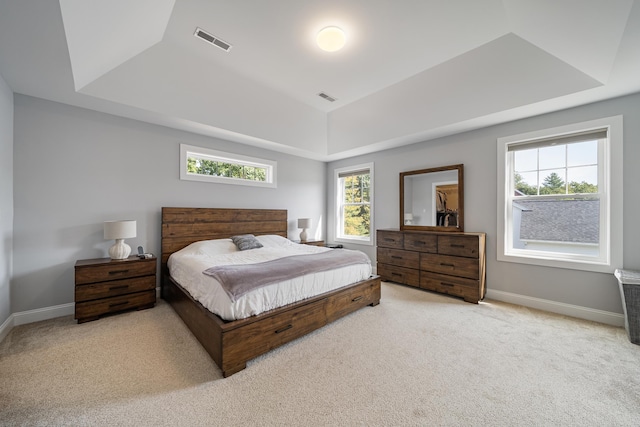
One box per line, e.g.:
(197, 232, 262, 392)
(203, 249, 370, 302)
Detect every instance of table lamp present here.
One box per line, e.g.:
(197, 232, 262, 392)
(298, 218, 311, 242)
(404, 213, 413, 225)
(104, 220, 137, 260)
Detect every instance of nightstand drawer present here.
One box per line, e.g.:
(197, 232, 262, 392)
(75, 290, 156, 322)
(75, 258, 156, 284)
(75, 275, 156, 303)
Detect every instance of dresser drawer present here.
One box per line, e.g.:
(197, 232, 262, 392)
(404, 233, 437, 252)
(377, 247, 419, 268)
(326, 278, 380, 322)
(75, 275, 156, 303)
(420, 271, 480, 302)
(377, 230, 404, 249)
(75, 290, 156, 321)
(377, 263, 420, 287)
(437, 235, 480, 258)
(223, 299, 328, 365)
(75, 258, 156, 284)
(420, 253, 479, 279)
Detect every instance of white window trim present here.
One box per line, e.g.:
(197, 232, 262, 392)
(335, 162, 374, 246)
(496, 116, 623, 273)
(180, 144, 277, 188)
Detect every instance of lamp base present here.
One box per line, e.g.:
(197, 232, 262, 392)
(299, 229, 308, 242)
(109, 239, 131, 260)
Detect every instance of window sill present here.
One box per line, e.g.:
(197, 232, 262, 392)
(335, 237, 373, 246)
(497, 252, 617, 274)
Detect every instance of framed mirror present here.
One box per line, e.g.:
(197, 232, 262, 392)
(400, 164, 464, 232)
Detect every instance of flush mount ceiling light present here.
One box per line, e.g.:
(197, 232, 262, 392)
(316, 26, 346, 52)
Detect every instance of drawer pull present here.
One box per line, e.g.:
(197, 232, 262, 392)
(391, 272, 402, 276)
(439, 263, 455, 267)
(416, 241, 426, 245)
(352, 296, 363, 302)
(108, 269, 130, 276)
(450, 244, 465, 248)
(109, 285, 129, 291)
(391, 256, 402, 259)
(384, 238, 395, 242)
(109, 301, 129, 309)
(441, 282, 455, 287)
(275, 324, 293, 334)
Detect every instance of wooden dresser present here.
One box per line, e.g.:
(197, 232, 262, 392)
(377, 229, 486, 303)
(75, 255, 157, 323)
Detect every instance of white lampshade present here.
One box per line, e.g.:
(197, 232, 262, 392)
(104, 220, 136, 260)
(298, 218, 311, 241)
(298, 218, 312, 229)
(404, 213, 413, 225)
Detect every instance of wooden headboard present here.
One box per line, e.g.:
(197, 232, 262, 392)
(161, 207, 288, 278)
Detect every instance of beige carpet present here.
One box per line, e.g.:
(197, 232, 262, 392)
(1, 282, 639, 426)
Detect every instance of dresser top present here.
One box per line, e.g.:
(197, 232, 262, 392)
(377, 228, 486, 237)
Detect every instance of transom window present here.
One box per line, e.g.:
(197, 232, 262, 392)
(335, 163, 374, 245)
(180, 144, 276, 188)
(497, 116, 623, 273)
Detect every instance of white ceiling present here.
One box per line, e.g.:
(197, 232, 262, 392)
(1, 0, 638, 161)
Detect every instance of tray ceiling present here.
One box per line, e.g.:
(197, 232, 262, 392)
(1, 0, 638, 160)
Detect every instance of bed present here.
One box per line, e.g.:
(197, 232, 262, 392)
(161, 207, 381, 377)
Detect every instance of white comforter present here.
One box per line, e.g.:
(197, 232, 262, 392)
(167, 235, 372, 320)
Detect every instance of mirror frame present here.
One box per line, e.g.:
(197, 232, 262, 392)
(400, 164, 464, 232)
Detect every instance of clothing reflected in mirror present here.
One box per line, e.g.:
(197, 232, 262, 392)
(435, 184, 458, 227)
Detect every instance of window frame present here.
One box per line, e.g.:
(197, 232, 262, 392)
(180, 144, 277, 188)
(335, 162, 374, 246)
(496, 116, 623, 273)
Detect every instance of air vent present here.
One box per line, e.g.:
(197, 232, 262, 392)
(194, 27, 232, 52)
(318, 92, 337, 102)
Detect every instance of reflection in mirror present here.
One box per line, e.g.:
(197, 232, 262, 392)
(400, 164, 464, 232)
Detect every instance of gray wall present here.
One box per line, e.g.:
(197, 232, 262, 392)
(328, 92, 640, 316)
(0, 74, 12, 326)
(12, 95, 326, 313)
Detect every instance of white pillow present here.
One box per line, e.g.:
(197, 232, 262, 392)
(255, 234, 293, 248)
(180, 239, 238, 256)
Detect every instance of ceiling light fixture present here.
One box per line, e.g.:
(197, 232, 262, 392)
(316, 26, 346, 52)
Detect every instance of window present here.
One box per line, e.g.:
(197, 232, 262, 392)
(180, 144, 276, 188)
(497, 116, 622, 273)
(335, 163, 374, 245)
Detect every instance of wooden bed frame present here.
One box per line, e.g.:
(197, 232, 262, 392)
(161, 207, 381, 377)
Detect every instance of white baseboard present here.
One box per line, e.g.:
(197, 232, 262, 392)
(485, 289, 625, 327)
(0, 302, 74, 344)
(0, 314, 14, 344)
(1, 287, 624, 344)
(1, 288, 162, 344)
(13, 302, 75, 326)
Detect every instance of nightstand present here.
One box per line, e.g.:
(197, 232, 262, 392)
(74, 255, 157, 323)
(293, 239, 325, 247)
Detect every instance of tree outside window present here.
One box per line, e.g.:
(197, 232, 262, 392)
(336, 163, 374, 244)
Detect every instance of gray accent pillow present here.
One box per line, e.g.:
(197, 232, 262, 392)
(231, 234, 264, 251)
